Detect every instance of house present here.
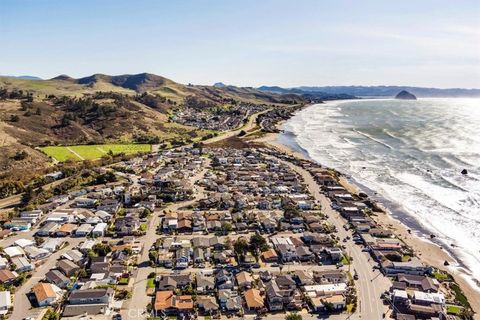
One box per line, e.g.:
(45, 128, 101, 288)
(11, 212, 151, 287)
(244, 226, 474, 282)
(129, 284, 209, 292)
(0, 270, 18, 284)
(313, 270, 347, 284)
(115, 214, 140, 235)
(32, 283, 62, 307)
(217, 289, 242, 313)
(271, 237, 297, 262)
(412, 291, 445, 306)
(324, 247, 343, 262)
(244, 288, 264, 310)
(157, 274, 192, 291)
(265, 281, 286, 311)
(381, 258, 431, 276)
(92, 223, 108, 237)
(304, 282, 348, 296)
(14, 238, 35, 248)
(157, 250, 174, 268)
(76, 224, 94, 237)
(215, 269, 234, 290)
(74, 198, 98, 208)
(41, 238, 64, 253)
(296, 246, 314, 262)
(24, 246, 51, 261)
(79, 239, 96, 253)
(57, 259, 80, 277)
(309, 294, 346, 312)
(0, 291, 11, 315)
(11, 256, 34, 272)
(36, 222, 59, 237)
(154, 291, 194, 316)
(45, 269, 70, 288)
(3, 246, 25, 258)
(90, 261, 109, 274)
(265, 277, 302, 311)
(196, 296, 220, 315)
(261, 248, 279, 263)
(61, 249, 85, 265)
(0, 257, 7, 270)
(193, 248, 205, 264)
(3, 220, 31, 231)
(236, 271, 253, 289)
(276, 275, 297, 290)
(68, 288, 114, 305)
(396, 274, 439, 292)
(63, 288, 114, 317)
(196, 273, 215, 293)
(55, 223, 77, 237)
(175, 248, 191, 268)
(95, 210, 112, 222)
(293, 270, 315, 286)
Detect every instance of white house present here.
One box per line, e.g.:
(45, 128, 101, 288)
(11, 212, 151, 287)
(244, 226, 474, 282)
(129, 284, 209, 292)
(32, 283, 62, 307)
(76, 224, 94, 237)
(0, 257, 8, 270)
(92, 223, 108, 237)
(0, 291, 11, 315)
(4, 246, 24, 258)
(41, 238, 64, 253)
(11, 256, 34, 272)
(14, 239, 35, 248)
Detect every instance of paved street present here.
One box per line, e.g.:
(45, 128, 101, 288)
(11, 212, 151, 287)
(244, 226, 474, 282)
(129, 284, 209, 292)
(272, 155, 391, 320)
(122, 165, 210, 319)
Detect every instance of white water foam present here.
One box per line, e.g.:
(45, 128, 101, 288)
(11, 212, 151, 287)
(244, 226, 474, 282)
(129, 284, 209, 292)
(281, 98, 480, 288)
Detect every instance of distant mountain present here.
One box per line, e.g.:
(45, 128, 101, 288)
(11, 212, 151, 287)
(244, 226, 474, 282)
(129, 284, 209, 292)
(1, 75, 42, 80)
(213, 82, 227, 88)
(395, 90, 417, 100)
(287, 85, 480, 98)
(75, 73, 170, 92)
(257, 86, 356, 101)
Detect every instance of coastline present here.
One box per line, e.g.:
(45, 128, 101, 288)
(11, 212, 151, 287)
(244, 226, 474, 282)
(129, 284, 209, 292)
(255, 105, 480, 316)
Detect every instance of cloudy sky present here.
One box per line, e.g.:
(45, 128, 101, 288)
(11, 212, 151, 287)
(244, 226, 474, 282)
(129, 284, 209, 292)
(1, 0, 479, 88)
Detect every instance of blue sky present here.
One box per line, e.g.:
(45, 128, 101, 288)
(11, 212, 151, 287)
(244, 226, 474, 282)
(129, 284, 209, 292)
(1, 0, 479, 88)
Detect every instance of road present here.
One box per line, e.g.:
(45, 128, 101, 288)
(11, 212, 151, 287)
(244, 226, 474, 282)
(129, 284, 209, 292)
(270, 155, 391, 320)
(203, 108, 272, 145)
(122, 165, 210, 319)
(0, 176, 71, 213)
(9, 238, 83, 320)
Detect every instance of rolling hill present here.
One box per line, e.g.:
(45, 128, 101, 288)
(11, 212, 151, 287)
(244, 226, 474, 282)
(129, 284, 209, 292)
(0, 73, 304, 182)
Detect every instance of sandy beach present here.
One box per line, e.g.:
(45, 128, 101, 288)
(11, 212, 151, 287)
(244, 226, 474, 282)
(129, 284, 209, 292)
(256, 129, 480, 317)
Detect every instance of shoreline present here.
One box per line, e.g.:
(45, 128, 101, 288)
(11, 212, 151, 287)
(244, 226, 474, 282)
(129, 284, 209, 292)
(254, 105, 480, 315)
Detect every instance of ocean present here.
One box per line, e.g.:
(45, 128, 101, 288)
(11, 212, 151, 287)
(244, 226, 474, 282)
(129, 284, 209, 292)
(279, 98, 480, 284)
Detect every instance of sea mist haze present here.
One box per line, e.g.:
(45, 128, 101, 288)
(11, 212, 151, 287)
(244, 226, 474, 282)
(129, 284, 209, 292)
(280, 98, 480, 284)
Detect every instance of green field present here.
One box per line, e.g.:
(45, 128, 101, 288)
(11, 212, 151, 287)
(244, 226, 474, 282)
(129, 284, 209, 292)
(40, 144, 151, 161)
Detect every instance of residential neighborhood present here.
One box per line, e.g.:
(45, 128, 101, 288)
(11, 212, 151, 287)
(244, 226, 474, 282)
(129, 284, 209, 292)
(0, 143, 473, 320)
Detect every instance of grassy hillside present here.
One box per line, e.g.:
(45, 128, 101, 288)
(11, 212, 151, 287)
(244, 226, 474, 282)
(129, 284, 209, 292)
(0, 72, 303, 183)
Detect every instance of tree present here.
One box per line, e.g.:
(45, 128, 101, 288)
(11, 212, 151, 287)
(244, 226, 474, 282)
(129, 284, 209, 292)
(149, 250, 158, 265)
(221, 222, 232, 235)
(224, 236, 233, 250)
(250, 234, 269, 253)
(92, 243, 112, 256)
(285, 313, 302, 320)
(233, 238, 249, 259)
(283, 201, 301, 219)
(12, 150, 28, 161)
(43, 309, 60, 320)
